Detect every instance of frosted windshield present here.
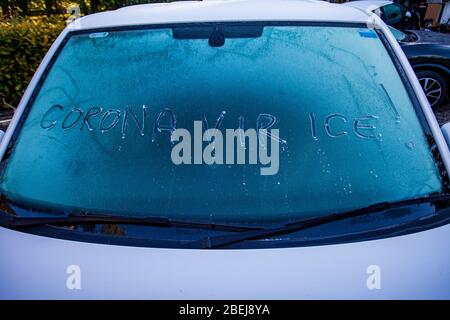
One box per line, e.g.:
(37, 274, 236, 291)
(0, 25, 442, 223)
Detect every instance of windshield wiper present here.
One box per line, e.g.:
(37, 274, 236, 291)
(194, 194, 450, 249)
(3, 194, 450, 246)
(0, 212, 263, 232)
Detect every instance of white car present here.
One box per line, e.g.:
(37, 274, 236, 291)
(1, 0, 450, 299)
(343, 0, 413, 27)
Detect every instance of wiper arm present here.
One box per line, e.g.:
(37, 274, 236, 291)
(195, 194, 450, 249)
(0, 212, 263, 232)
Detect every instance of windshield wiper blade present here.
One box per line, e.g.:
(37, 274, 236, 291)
(0, 212, 263, 232)
(194, 194, 450, 249)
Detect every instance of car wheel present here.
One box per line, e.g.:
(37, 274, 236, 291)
(416, 70, 447, 108)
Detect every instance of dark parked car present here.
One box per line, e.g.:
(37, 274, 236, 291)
(344, 1, 449, 108)
(390, 26, 450, 108)
(344, 1, 419, 30)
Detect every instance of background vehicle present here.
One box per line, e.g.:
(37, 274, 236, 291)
(1, 0, 450, 299)
(389, 26, 450, 108)
(345, 1, 450, 108)
(345, 0, 416, 29)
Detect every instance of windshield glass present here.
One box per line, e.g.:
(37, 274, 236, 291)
(388, 25, 407, 41)
(0, 24, 443, 223)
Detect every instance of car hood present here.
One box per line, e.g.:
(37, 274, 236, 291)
(2, 223, 450, 299)
(407, 30, 450, 44)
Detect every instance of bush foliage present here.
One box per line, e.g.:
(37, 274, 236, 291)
(0, 15, 65, 110)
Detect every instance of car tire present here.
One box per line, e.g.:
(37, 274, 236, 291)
(416, 70, 448, 109)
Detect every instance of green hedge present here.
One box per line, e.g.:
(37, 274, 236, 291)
(0, 15, 66, 111)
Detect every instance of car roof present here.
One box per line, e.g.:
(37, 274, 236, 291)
(71, 0, 372, 30)
(342, 0, 393, 11)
